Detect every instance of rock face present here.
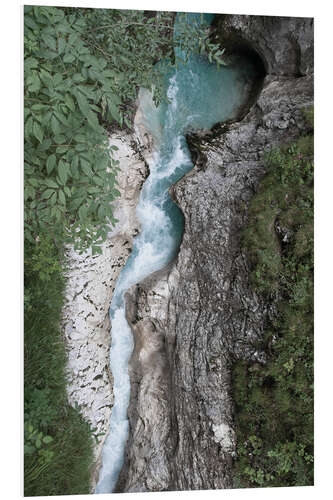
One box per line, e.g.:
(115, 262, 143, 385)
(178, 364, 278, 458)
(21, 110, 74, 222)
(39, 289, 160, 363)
(213, 14, 313, 77)
(116, 15, 314, 492)
(62, 129, 148, 489)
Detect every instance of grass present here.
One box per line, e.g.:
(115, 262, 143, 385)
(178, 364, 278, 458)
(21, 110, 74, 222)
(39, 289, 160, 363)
(24, 235, 94, 496)
(231, 107, 314, 488)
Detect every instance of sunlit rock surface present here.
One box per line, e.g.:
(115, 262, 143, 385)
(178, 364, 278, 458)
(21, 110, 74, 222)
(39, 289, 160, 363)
(62, 129, 148, 490)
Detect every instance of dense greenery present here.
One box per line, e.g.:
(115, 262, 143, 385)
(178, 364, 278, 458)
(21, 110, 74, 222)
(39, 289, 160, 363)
(24, 6, 223, 252)
(232, 108, 314, 488)
(24, 236, 94, 496)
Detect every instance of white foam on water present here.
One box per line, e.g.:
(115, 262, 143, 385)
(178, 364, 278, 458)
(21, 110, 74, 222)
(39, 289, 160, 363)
(95, 307, 133, 494)
(95, 75, 188, 495)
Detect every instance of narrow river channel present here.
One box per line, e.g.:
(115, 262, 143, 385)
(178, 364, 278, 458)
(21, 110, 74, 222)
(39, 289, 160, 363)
(96, 12, 257, 493)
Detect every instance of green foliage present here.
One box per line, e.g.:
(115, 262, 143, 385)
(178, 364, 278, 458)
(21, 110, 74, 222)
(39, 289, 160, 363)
(242, 133, 314, 298)
(24, 421, 55, 484)
(24, 5, 122, 252)
(173, 12, 226, 67)
(232, 112, 314, 488)
(24, 6, 223, 252)
(24, 236, 94, 496)
(74, 8, 175, 108)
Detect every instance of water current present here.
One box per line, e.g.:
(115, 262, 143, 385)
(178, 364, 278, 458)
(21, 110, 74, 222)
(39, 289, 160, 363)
(96, 13, 257, 493)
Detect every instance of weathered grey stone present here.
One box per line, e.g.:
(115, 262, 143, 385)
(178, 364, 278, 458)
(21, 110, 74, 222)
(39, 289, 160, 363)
(116, 15, 313, 493)
(214, 14, 314, 77)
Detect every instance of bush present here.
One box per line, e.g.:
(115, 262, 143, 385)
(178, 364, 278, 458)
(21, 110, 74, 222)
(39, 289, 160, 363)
(24, 236, 94, 496)
(232, 108, 314, 488)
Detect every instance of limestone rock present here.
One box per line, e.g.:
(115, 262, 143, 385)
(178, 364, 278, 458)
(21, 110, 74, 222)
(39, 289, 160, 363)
(215, 14, 313, 77)
(62, 129, 148, 490)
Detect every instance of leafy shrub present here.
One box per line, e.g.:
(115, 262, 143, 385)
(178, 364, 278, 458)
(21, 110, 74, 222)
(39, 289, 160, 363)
(24, 236, 94, 496)
(232, 109, 314, 488)
(24, 6, 124, 252)
(24, 6, 224, 252)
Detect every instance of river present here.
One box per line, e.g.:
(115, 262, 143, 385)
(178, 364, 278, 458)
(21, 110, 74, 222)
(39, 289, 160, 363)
(96, 12, 257, 493)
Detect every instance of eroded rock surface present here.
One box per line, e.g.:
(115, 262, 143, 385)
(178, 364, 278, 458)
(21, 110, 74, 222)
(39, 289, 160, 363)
(62, 129, 148, 489)
(116, 15, 313, 492)
(214, 14, 313, 77)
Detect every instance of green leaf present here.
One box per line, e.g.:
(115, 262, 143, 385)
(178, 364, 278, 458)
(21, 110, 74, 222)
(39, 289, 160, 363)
(25, 185, 35, 200)
(73, 73, 85, 83)
(58, 160, 69, 184)
(97, 204, 105, 218)
(92, 245, 103, 255)
(41, 188, 55, 199)
(44, 179, 58, 189)
(75, 144, 87, 152)
(24, 16, 38, 30)
(58, 189, 66, 204)
(51, 115, 61, 135)
(46, 154, 56, 174)
(57, 37, 66, 54)
(71, 156, 80, 179)
(76, 91, 99, 129)
(54, 134, 66, 144)
(43, 34, 56, 51)
(31, 103, 47, 111)
(71, 196, 84, 210)
(74, 134, 86, 143)
(25, 116, 33, 137)
(39, 139, 52, 151)
(93, 176, 104, 187)
(49, 192, 57, 206)
(33, 121, 44, 143)
(43, 435, 53, 444)
(56, 146, 69, 154)
(39, 69, 52, 86)
(65, 93, 75, 111)
(80, 157, 92, 177)
(68, 33, 79, 46)
(54, 111, 68, 126)
(63, 53, 75, 64)
(78, 204, 87, 220)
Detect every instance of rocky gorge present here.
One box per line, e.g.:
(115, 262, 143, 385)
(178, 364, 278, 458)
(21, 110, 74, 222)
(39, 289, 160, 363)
(62, 130, 150, 489)
(63, 13, 313, 493)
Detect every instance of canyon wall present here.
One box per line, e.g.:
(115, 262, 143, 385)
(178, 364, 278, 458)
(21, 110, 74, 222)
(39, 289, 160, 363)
(116, 15, 314, 492)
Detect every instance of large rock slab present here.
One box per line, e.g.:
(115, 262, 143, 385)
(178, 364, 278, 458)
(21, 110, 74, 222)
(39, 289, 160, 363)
(116, 14, 313, 492)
